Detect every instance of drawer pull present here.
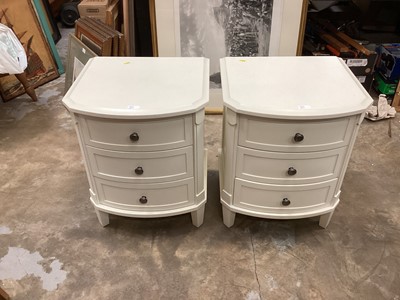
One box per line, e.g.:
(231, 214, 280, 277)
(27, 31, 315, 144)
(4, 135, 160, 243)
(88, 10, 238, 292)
(282, 198, 291, 206)
(135, 167, 144, 175)
(130, 132, 139, 142)
(293, 133, 304, 142)
(139, 196, 148, 204)
(287, 167, 297, 176)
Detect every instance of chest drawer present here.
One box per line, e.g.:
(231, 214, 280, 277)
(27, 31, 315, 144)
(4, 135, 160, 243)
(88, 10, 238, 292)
(236, 147, 346, 184)
(87, 146, 193, 183)
(233, 178, 337, 214)
(94, 178, 194, 211)
(77, 114, 193, 151)
(238, 115, 357, 152)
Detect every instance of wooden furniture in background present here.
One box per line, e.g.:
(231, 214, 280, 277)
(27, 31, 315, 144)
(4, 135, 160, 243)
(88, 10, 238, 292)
(296, 0, 309, 55)
(149, 0, 158, 57)
(0, 72, 38, 102)
(392, 81, 400, 112)
(15, 72, 38, 101)
(0, 286, 10, 300)
(122, 0, 132, 56)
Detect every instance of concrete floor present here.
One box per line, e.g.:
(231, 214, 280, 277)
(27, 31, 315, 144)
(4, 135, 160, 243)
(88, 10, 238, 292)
(1, 32, 400, 300)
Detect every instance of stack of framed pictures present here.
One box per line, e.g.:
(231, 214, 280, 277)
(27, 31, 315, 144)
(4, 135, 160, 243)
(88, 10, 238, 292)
(65, 16, 125, 93)
(64, 34, 97, 94)
(75, 17, 125, 57)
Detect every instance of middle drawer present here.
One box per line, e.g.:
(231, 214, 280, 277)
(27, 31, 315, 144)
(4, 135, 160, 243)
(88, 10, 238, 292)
(87, 146, 194, 183)
(236, 146, 347, 184)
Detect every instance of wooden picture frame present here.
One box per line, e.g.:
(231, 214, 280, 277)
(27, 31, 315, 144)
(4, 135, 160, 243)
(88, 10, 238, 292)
(94, 17, 125, 57)
(38, 0, 61, 43)
(123, 0, 135, 56)
(392, 80, 400, 112)
(31, 0, 64, 74)
(153, 0, 303, 112)
(122, 0, 131, 55)
(149, 0, 158, 57)
(75, 18, 113, 56)
(0, 0, 59, 102)
(153, 0, 305, 57)
(85, 17, 119, 56)
(64, 33, 97, 94)
(106, 0, 120, 30)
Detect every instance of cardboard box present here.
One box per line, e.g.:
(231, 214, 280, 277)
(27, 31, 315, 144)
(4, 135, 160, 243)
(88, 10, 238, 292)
(342, 54, 377, 76)
(78, 0, 110, 22)
(342, 53, 377, 92)
(354, 74, 374, 93)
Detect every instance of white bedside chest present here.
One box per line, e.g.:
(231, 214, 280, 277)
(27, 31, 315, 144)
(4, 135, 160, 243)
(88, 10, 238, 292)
(219, 56, 372, 228)
(63, 57, 209, 227)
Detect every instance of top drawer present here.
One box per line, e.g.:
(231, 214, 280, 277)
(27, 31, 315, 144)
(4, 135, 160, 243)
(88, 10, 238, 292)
(77, 114, 193, 151)
(238, 115, 357, 152)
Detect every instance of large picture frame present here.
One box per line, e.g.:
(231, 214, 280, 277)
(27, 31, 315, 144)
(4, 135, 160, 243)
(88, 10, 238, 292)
(64, 34, 97, 94)
(175, 0, 284, 88)
(122, 0, 134, 56)
(31, 0, 64, 74)
(0, 0, 59, 102)
(155, 0, 304, 57)
(37, 0, 61, 43)
(75, 18, 113, 56)
(154, 0, 304, 110)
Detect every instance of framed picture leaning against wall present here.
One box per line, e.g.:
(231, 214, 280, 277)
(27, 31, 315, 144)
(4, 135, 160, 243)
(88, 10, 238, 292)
(0, 0, 59, 102)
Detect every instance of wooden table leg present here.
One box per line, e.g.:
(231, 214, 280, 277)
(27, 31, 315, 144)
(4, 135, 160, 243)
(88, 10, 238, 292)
(15, 72, 38, 102)
(0, 286, 10, 300)
(392, 80, 400, 112)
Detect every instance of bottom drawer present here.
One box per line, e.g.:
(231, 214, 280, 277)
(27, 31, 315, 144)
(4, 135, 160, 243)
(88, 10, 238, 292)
(233, 178, 338, 214)
(94, 178, 194, 211)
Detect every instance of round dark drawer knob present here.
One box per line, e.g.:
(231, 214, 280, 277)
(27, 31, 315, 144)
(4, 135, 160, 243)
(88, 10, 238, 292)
(287, 167, 297, 176)
(135, 167, 144, 175)
(139, 196, 147, 204)
(130, 132, 139, 142)
(293, 133, 304, 142)
(282, 198, 291, 206)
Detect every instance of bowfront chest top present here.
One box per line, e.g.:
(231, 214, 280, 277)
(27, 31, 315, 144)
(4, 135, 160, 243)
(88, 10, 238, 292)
(63, 57, 209, 227)
(219, 56, 373, 228)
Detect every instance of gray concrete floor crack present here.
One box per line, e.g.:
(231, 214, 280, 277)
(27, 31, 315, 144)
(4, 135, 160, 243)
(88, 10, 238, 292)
(250, 233, 262, 299)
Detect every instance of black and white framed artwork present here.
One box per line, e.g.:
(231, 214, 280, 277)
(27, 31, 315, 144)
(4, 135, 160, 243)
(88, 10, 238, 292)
(178, 0, 280, 87)
(155, 0, 304, 108)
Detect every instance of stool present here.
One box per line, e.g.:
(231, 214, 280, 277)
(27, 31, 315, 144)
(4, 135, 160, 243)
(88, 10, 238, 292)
(0, 72, 38, 102)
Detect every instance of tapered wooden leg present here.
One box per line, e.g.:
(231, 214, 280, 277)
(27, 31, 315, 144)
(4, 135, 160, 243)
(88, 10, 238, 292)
(95, 209, 109, 227)
(222, 206, 236, 228)
(319, 211, 334, 228)
(0, 286, 10, 300)
(191, 204, 205, 227)
(15, 72, 38, 102)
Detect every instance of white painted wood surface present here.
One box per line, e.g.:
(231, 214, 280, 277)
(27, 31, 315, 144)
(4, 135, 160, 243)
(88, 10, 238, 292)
(220, 56, 372, 119)
(219, 57, 372, 228)
(63, 57, 209, 119)
(63, 58, 209, 226)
